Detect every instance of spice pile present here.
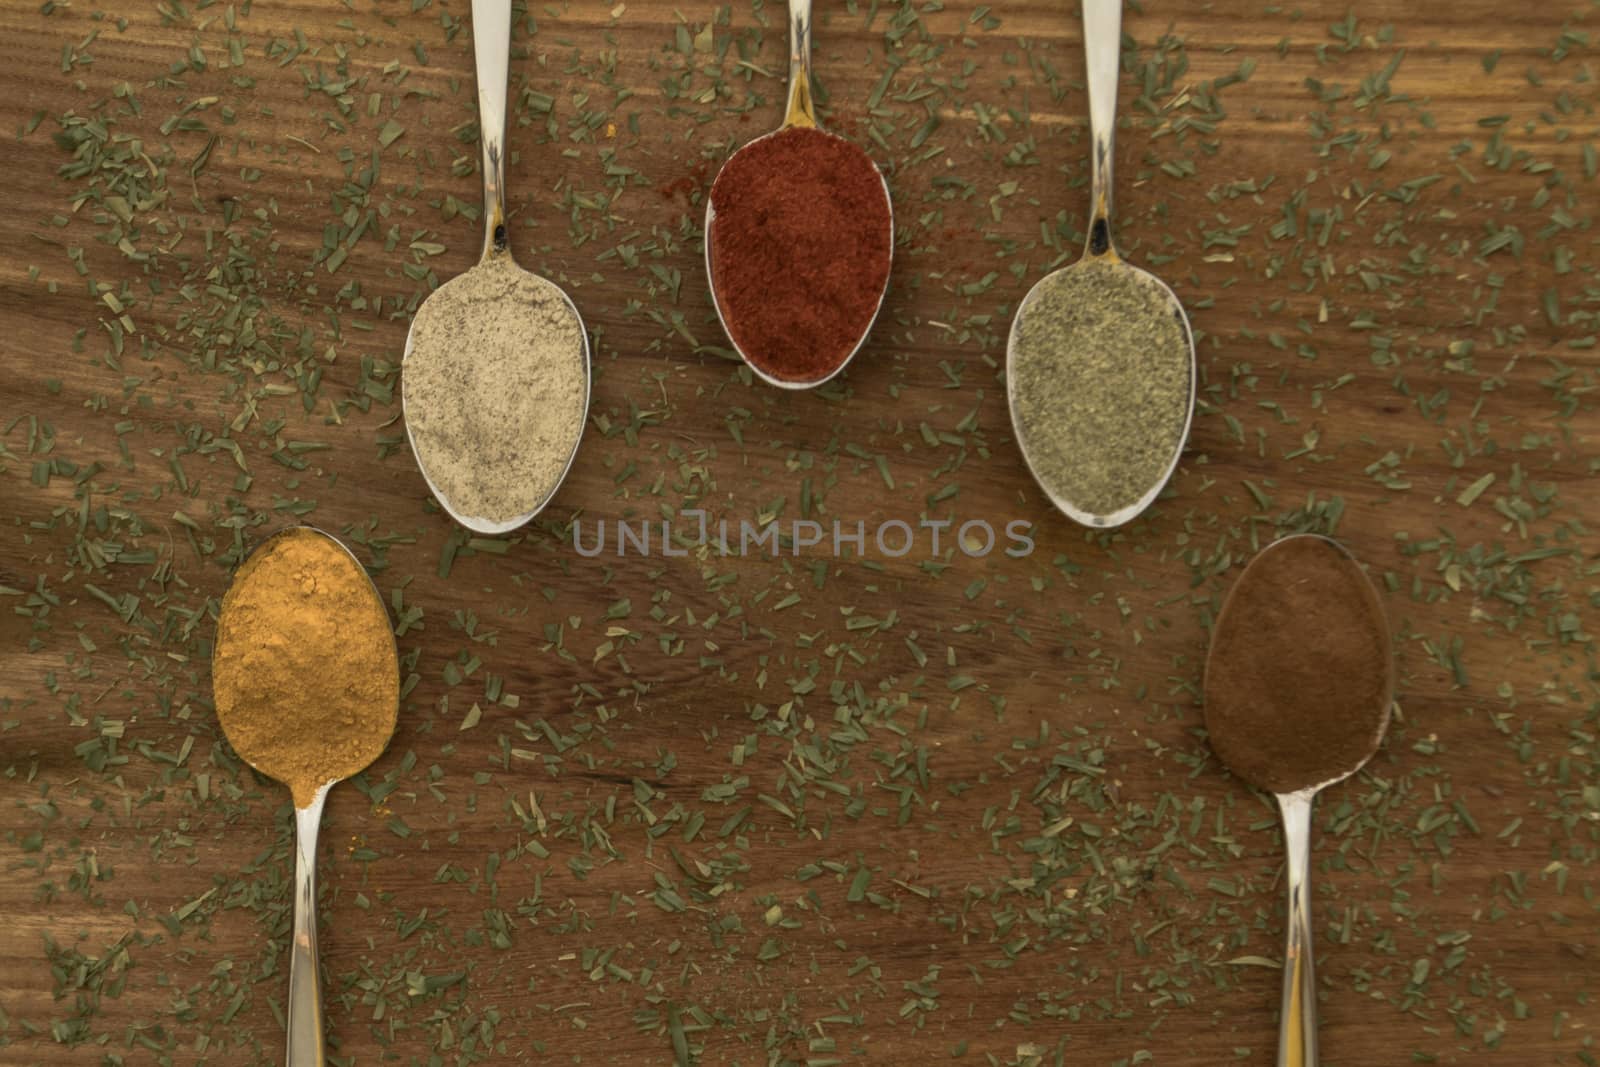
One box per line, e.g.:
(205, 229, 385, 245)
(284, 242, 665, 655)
(1204, 535, 1394, 795)
(1008, 259, 1191, 519)
(708, 126, 892, 383)
(212, 528, 399, 808)
(402, 253, 588, 523)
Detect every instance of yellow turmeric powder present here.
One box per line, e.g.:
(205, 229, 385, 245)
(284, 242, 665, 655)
(212, 527, 399, 808)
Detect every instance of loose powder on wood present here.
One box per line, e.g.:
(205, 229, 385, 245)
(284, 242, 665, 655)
(1203, 535, 1394, 795)
(212, 528, 399, 808)
(708, 126, 892, 383)
(403, 253, 587, 524)
(1008, 260, 1191, 520)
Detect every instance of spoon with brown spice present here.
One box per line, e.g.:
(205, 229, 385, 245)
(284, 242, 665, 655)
(1005, 0, 1195, 527)
(1204, 534, 1395, 1067)
(212, 526, 400, 1067)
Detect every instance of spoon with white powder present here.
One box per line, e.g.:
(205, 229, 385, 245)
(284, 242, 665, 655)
(401, 0, 590, 535)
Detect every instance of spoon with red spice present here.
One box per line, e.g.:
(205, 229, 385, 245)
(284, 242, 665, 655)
(1204, 534, 1395, 1067)
(704, 0, 894, 389)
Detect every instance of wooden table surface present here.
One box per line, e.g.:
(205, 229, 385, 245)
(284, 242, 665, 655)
(2, 0, 1596, 1063)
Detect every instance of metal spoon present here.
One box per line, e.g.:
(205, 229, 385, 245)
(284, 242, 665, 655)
(401, 0, 591, 534)
(1204, 534, 1396, 1067)
(212, 526, 400, 1067)
(1005, 0, 1195, 527)
(703, 0, 894, 390)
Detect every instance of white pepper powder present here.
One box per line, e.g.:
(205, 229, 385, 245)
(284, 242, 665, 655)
(402, 253, 587, 525)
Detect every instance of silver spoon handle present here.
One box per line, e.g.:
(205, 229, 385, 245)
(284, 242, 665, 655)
(1276, 791, 1319, 1067)
(783, 0, 817, 128)
(287, 786, 330, 1067)
(472, 0, 512, 257)
(1081, 0, 1120, 256)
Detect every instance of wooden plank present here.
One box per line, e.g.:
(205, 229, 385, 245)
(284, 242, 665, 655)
(0, 0, 1594, 1063)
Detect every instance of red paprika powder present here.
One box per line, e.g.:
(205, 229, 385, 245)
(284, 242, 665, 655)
(707, 126, 892, 384)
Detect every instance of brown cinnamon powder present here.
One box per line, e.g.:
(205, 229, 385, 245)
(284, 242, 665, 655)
(1203, 535, 1394, 794)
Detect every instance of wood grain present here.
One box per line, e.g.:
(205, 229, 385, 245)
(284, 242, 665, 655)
(1, 0, 1596, 1064)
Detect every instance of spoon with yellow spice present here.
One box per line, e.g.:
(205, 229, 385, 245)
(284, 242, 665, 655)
(211, 526, 399, 1067)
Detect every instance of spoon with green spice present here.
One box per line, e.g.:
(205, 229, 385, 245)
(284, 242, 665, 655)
(1204, 535, 1396, 1067)
(1006, 0, 1195, 527)
(401, 0, 592, 535)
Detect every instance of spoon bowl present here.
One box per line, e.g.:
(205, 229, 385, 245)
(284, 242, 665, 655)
(1007, 254, 1194, 527)
(703, 0, 893, 390)
(401, 0, 591, 534)
(1005, 0, 1196, 527)
(213, 525, 400, 1067)
(401, 256, 591, 536)
(1204, 534, 1394, 794)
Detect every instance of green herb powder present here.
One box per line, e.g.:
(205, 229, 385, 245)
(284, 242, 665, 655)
(1009, 260, 1192, 521)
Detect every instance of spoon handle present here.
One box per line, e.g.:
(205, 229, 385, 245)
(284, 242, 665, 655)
(287, 786, 330, 1067)
(471, 0, 512, 257)
(1276, 791, 1319, 1067)
(1081, 0, 1121, 257)
(783, 0, 817, 128)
